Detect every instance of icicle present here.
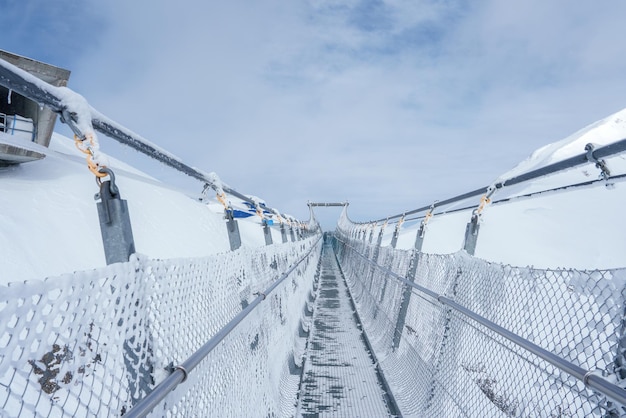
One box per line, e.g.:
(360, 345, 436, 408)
(7, 89, 11, 105)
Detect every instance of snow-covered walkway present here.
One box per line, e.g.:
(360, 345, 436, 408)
(297, 240, 395, 417)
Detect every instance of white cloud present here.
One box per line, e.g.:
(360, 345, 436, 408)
(32, 0, 626, 229)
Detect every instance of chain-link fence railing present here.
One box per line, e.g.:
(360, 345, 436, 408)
(0, 236, 322, 417)
(332, 229, 626, 417)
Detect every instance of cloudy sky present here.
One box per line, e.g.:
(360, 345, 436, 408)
(3, 0, 626, 228)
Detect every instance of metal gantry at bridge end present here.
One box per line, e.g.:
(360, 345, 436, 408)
(307, 201, 349, 207)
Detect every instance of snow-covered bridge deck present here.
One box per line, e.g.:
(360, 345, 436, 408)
(297, 241, 396, 417)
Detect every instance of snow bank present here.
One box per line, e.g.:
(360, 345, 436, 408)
(499, 108, 626, 181)
(367, 108, 626, 269)
(0, 133, 304, 283)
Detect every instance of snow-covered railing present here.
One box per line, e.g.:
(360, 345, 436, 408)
(342, 136, 626, 259)
(0, 55, 302, 226)
(0, 53, 319, 266)
(0, 236, 322, 417)
(365, 138, 626, 226)
(331, 231, 626, 416)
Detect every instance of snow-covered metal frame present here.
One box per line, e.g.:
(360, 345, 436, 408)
(365, 137, 626, 226)
(0, 55, 299, 225)
(332, 229, 626, 416)
(0, 236, 322, 417)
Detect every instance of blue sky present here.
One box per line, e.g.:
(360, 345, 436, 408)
(3, 0, 626, 229)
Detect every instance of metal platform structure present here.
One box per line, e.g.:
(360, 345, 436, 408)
(0, 49, 70, 165)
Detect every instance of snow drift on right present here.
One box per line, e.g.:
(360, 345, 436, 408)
(406, 107, 626, 270)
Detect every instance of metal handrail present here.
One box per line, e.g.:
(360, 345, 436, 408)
(0, 56, 292, 221)
(367, 138, 626, 224)
(394, 172, 626, 225)
(125, 235, 322, 418)
(333, 235, 626, 407)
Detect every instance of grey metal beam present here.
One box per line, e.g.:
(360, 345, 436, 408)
(308, 202, 349, 207)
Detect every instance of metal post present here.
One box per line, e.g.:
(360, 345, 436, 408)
(392, 224, 425, 349)
(390, 231, 399, 249)
(390, 219, 403, 249)
(608, 306, 626, 415)
(94, 169, 152, 410)
(280, 223, 288, 243)
(263, 221, 273, 246)
(367, 227, 385, 292)
(225, 209, 242, 251)
(290, 226, 296, 242)
(95, 171, 135, 264)
(426, 268, 462, 411)
(463, 214, 480, 256)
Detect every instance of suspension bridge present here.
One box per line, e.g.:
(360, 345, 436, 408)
(1, 52, 626, 418)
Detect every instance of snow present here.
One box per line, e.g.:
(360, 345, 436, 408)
(90, 108, 185, 167)
(372, 107, 626, 270)
(0, 132, 302, 284)
(498, 108, 626, 181)
(0, 122, 319, 417)
(1, 95, 626, 417)
(0, 132, 46, 154)
(329, 108, 626, 416)
(206, 171, 226, 195)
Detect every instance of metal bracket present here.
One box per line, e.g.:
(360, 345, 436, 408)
(224, 208, 242, 250)
(94, 167, 119, 198)
(463, 212, 481, 255)
(199, 182, 213, 201)
(418, 203, 437, 238)
(469, 213, 480, 236)
(262, 219, 273, 245)
(59, 109, 85, 139)
(585, 143, 611, 180)
(95, 168, 136, 264)
(174, 365, 189, 383)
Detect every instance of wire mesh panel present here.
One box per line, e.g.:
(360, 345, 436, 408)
(333, 228, 626, 417)
(0, 236, 322, 417)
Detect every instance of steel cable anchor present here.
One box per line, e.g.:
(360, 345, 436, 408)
(585, 143, 611, 181)
(94, 167, 136, 264)
(469, 185, 499, 235)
